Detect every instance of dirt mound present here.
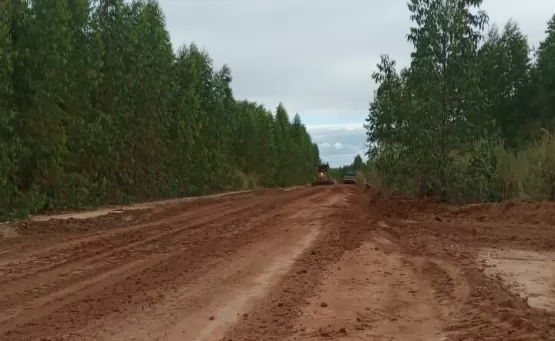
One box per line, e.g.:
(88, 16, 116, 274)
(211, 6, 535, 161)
(12, 210, 144, 236)
(366, 187, 555, 226)
(440, 200, 555, 225)
(365, 187, 555, 340)
(2, 191, 252, 240)
(365, 186, 446, 220)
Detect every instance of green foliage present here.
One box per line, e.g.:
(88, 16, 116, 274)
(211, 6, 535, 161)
(352, 154, 363, 171)
(329, 154, 364, 180)
(494, 131, 555, 201)
(365, 0, 555, 202)
(0, 0, 320, 220)
(532, 14, 555, 133)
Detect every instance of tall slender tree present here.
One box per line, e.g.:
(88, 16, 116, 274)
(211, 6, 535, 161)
(406, 0, 488, 196)
(0, 0, 320, 219)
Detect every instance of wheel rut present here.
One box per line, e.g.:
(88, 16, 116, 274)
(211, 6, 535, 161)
(2, 185, 555, 341)
(0, 187, 328, 340)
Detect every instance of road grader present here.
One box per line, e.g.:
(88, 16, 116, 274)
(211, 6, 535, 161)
(311, 163, 334, 186)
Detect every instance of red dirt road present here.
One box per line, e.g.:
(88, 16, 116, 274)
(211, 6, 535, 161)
(1, 186, 554, 341)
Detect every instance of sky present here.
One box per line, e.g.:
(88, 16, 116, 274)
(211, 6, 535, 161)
(158, 0, 555, 167)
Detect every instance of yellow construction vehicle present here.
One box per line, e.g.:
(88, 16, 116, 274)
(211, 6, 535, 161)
(312, 163, 334, 186)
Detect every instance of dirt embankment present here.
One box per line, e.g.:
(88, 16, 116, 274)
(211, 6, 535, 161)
(363, 187, 555, 341)
(0, 184, 554, 341)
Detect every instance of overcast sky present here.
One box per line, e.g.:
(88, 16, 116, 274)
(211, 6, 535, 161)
(158, 0, 555, 166)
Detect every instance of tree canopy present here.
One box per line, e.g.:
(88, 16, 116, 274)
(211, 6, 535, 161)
(365, 1, 555, 202)
(0, 0, 320, 220)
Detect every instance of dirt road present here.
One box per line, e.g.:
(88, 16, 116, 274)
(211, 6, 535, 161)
(1, 186, 554, 341)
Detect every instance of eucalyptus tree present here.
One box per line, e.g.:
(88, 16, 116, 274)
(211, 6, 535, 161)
(405, 0, 488, 196)
(0, 0, 321, 219)
(533, 14, 555, 132)
(478, 21, 531, 148)
(0, 0, 18, 217)
(273, 103, 292, 186)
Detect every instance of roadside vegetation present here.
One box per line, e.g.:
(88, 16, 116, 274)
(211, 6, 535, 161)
(0, 0, 320, 220)
(364, 0, 555, 203)
(329, 155, 363, 179)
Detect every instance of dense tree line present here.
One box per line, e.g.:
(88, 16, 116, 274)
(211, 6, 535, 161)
(365, 0, 555, 203)
(0, 0, 320, 220)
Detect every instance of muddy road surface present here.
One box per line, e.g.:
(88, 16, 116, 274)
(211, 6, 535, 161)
(1, 186, 554, 341)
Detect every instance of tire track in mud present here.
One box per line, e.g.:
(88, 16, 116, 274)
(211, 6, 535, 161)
(227, 186, 555, 341)
(441, 267, 554, 341)
(0, 187, 323, 341)
(222, 186, 555, 341)
(416, 240, 553, 340)
(4, 185, 554, 341)
(375, 214, 555, 340)
(283, 239, 448, 341)
(1, 188, 315, 303)
(0, 188, 305, 281)
(221, 186, 365, 341)
(89, 189, 340, 341)
(0, 190, 268, 277)
(0, 194, 272, 295)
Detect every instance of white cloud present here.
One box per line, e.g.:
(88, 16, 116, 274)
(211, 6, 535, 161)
(306, 123, 367, 166)
(306, 123, 364, 133)
(157, 0, 555, 165)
